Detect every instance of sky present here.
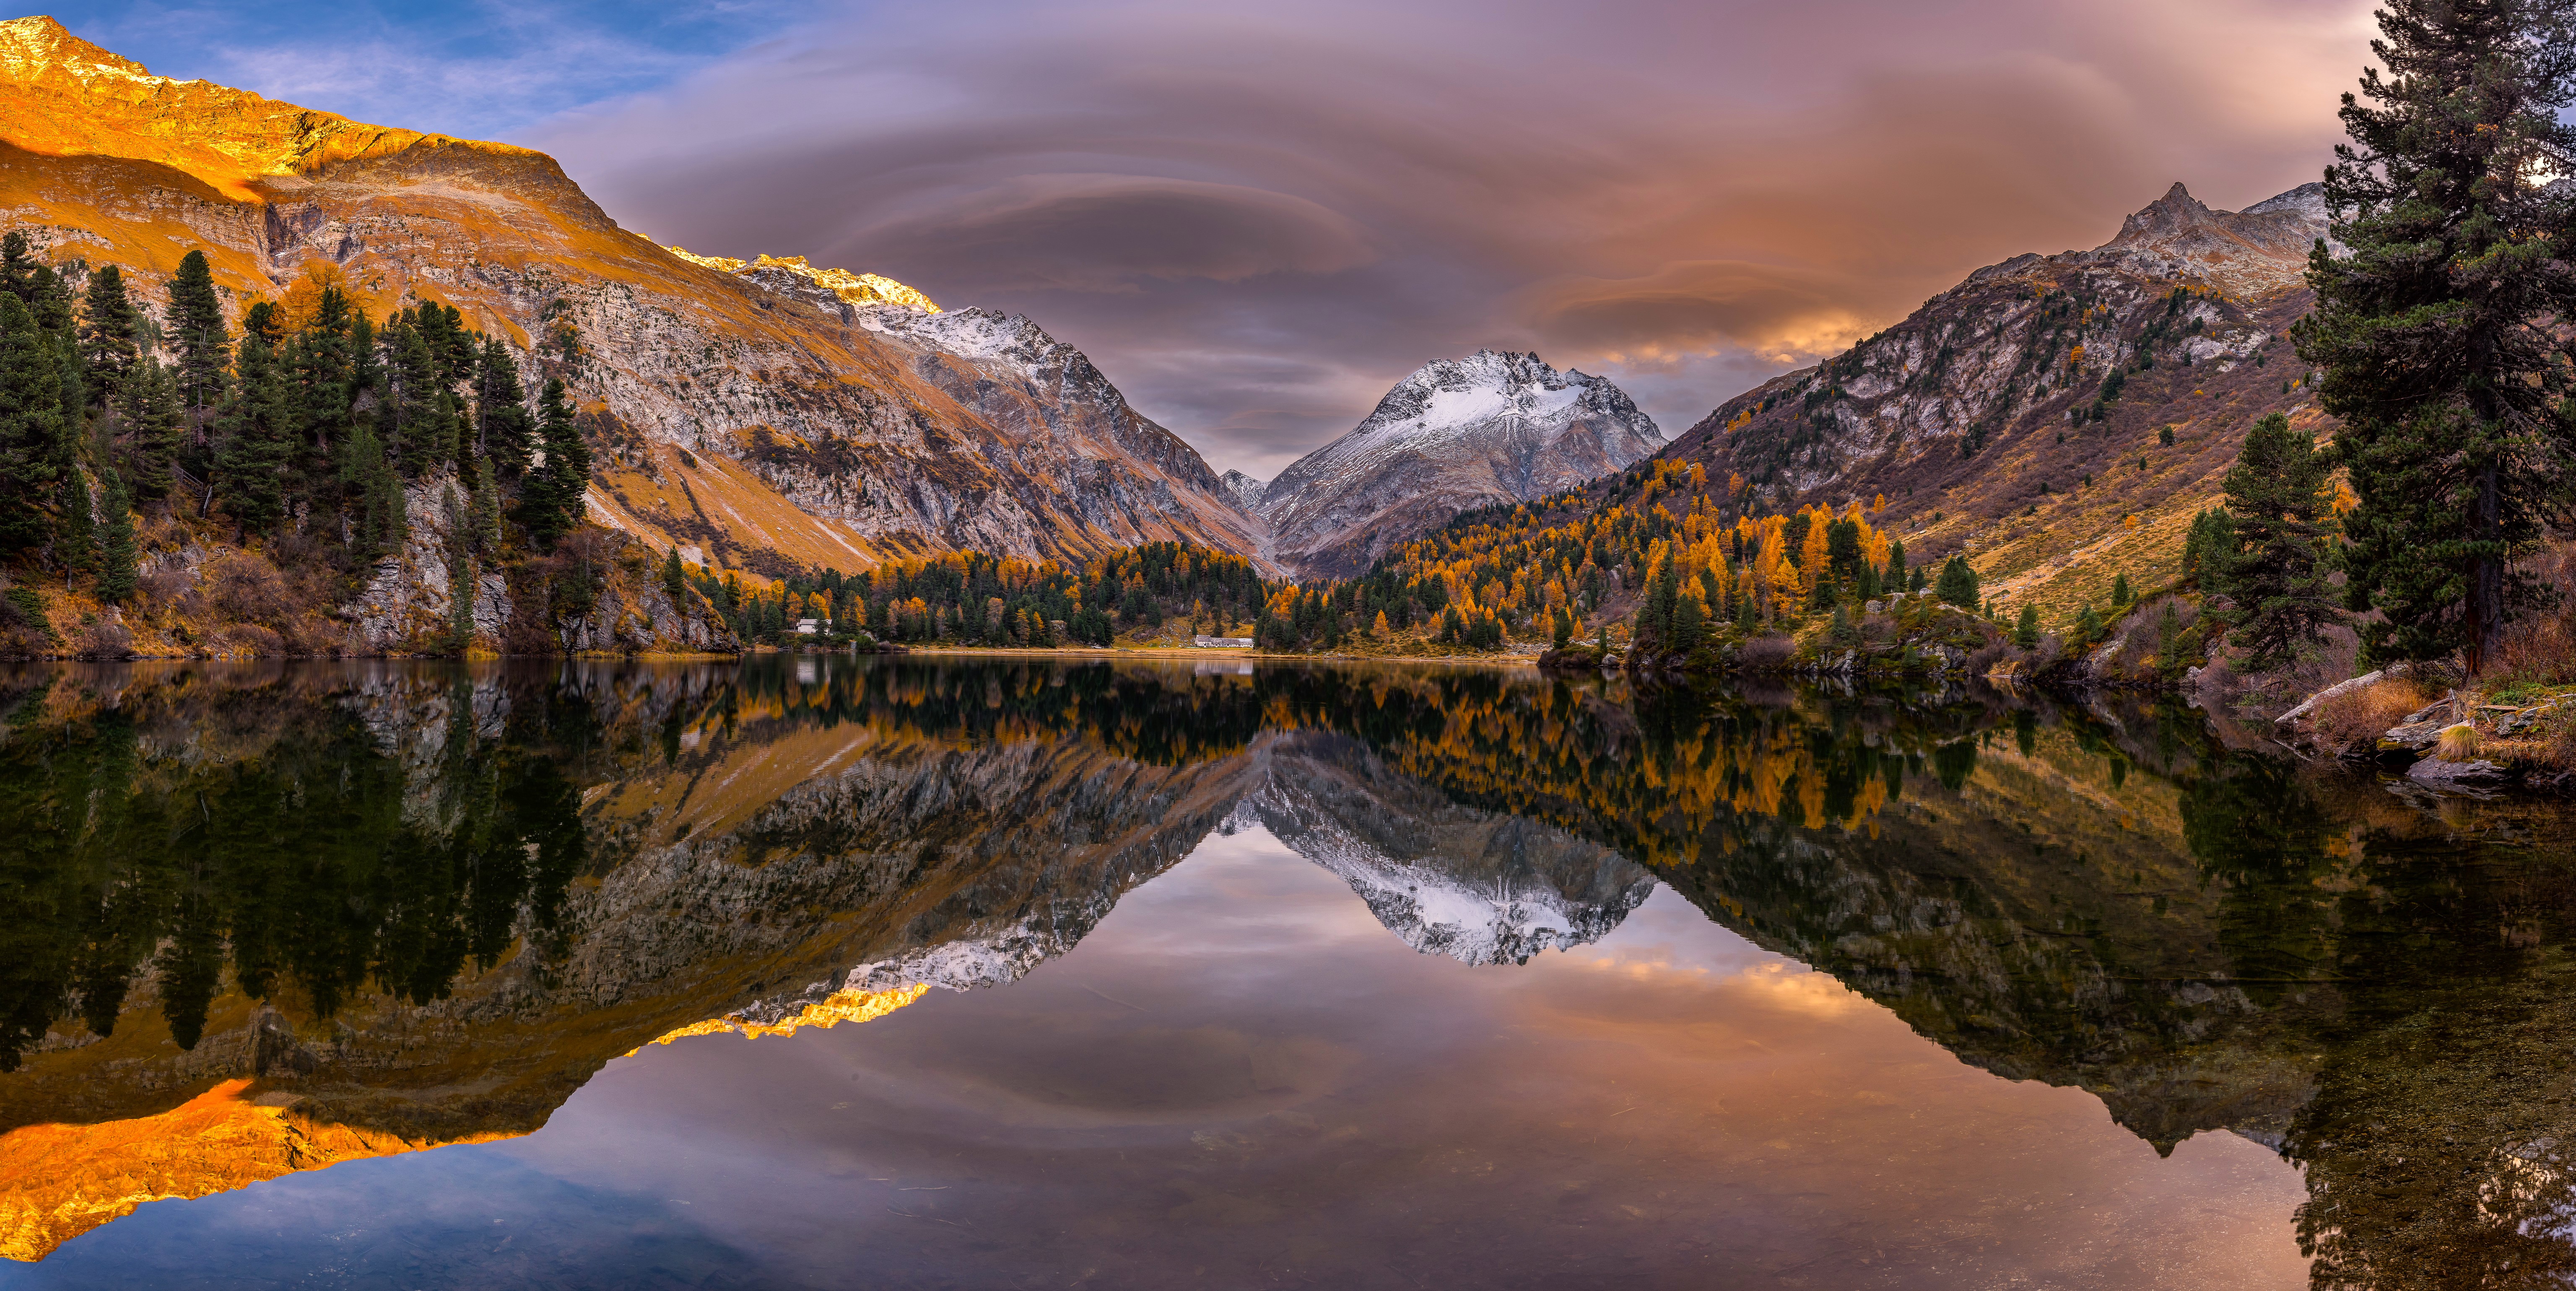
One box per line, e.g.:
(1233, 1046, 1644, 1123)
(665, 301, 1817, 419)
(60, 0, 2379, 478)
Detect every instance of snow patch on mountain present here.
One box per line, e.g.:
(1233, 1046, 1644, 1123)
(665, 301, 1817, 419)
(1289, 820, 1612, 965)
(844, 917, 1069, 993)
(858, 305, 1071, 377)
(1257, 349, 1663, 575)
(1221, 470, 1269, 513)
(1276, 349, 1656, 500)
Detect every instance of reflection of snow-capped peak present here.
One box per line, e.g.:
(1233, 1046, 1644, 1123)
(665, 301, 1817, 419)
(845, 918, 1069, 993)
(1250, 783, 1651, 966)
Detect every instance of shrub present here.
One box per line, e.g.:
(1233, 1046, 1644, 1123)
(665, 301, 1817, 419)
(2311, 677, 2430, 750)
(75, 620, 132, 660)
(1737, 634, 1797, 670)
(2434, 723, 2480, 762)
(202, 553, 291, 625)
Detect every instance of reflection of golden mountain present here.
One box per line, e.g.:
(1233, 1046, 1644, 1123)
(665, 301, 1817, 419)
(0, 17, 1257, 575)
(0, 1078, 516, 1264)
(0, 669, 1257, 1260)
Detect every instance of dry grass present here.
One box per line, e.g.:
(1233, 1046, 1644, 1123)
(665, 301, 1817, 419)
(2434, 723, 2481, 762)
(2312, 676, 2432, 750)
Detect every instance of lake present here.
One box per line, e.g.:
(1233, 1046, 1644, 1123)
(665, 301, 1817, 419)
(0, 655, 2566, 1288)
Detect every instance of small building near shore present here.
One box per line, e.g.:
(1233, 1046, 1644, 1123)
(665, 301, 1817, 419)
(1193, 635, 1252, 648)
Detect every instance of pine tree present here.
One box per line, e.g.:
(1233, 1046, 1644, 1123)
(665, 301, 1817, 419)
(2075, 602, 2104, 643)
(2182, 508, 2237, 589)
(0, 232, 34, 303)
(468, 456, 502, 555)
(1935, 555, 1980, 609)
(522, 379, 590, 548)
(0, 294, 62, 555)
(2015, 603, 2040, 648)
(213, 333, 297, 535)
(2111, 572, 2133, 606)
(163, 251, 229, 431)
(340, 419, 406, 559)
(663, 547, 686, 602)
(2293, 0, 2576, 672)
(474, 336, 533, 477)
(96, 466, 136, 604)
(444, 486, 475, 652)
(2218, 411, 2345, 671)
(115, 355, 182, 500)
(383, 311, 443, 476)
(77, 263, 139, 411)
(56, 465, 95, 574)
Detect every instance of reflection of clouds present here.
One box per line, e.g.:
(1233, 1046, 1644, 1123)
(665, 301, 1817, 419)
(1722, 960, 1868, 1018)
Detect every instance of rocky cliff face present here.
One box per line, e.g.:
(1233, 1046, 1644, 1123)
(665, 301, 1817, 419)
(341, 473, 734, 654)
(0, 17, 1260, 578)
(1643, 182, 2330, 619)
(1256, 350, 1662, 577)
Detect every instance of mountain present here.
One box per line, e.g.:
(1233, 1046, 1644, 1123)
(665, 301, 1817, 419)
(1640, 181, 2330, 622)
(1254, 350, 1662, 578)
(0, 16, 1258, 578)
(1220, 469, 1270, 513)
(1241, 731, 1656, 965)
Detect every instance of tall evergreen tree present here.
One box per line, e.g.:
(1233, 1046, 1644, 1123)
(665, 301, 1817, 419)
(162, 251, 229, 461)
(76, 264, 139, 411)
(0, 294, 62, 555)
(2292, 0, 2576, 672)
(115, 356, 183, 500)
(0, 232, 35, 303)
(2217, 412, 2345, 671)
(213, 333, 297, 536)
(468, 456, 501, 555)
(522, 379, 590, 548)
(382, 308, 459, 476)
(339, 419, 405, 560)
(473, 336, 533, 477)
(1935, 555, 1980, 609)
(56, 466, 94, 575)
(444, 486, 475, 652)
(96, 466, 135, 604)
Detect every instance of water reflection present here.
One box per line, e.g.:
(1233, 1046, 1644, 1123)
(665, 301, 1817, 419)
(0, 656, 2565, 1286)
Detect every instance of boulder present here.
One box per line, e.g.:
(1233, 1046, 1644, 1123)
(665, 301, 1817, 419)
(2405, 756, 2509, 789)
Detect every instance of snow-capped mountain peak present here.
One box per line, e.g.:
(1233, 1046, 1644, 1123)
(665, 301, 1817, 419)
(1256, 349, 1662, 577)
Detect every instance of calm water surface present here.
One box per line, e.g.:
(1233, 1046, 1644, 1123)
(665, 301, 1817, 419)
(0, 656, 2566, 1289)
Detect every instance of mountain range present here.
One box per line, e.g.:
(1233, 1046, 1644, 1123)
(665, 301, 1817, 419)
(1644, 180, 2332, 619)
(0, 16, 1680, 587)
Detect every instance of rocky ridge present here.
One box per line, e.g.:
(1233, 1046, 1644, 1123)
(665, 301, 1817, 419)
(1639, 182, 2332, 623)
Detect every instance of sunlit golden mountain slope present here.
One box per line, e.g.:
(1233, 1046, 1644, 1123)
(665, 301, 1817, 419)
(0, 16, 1260, 578)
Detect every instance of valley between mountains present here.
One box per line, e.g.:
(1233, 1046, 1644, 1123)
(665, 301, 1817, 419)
(0, 11, 2332, 671)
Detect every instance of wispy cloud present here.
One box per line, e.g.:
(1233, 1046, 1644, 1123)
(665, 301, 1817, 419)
(65, 0, 2379, 477)
(529, 0, 2371, 475)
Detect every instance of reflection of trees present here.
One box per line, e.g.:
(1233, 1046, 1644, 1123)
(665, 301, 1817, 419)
(0, 674, 587, 1071)
(2268, 824, 2576, 1290)
(9, 656, 2576, 1286)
